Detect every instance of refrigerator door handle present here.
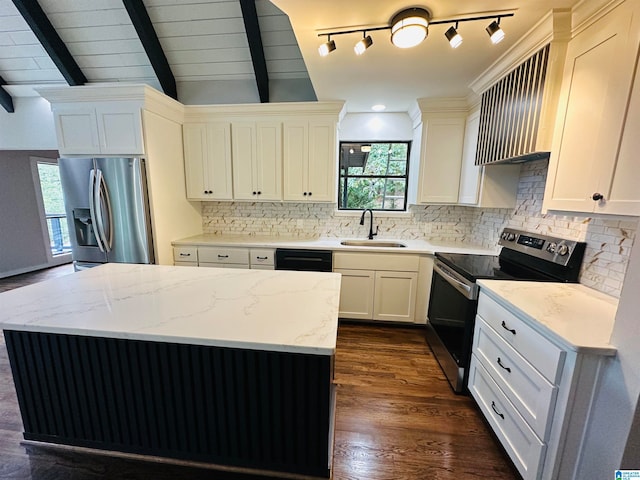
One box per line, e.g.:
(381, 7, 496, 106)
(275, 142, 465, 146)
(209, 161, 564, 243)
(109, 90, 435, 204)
(89, 168, 106, 253)
(95, 168, 113, 252)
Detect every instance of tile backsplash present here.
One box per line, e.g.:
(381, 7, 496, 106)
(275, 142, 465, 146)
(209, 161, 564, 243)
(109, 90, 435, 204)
(202, 159, 637, 298)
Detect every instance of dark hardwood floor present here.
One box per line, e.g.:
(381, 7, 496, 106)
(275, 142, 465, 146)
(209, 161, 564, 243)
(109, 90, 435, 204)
(0, 267, 520, 479)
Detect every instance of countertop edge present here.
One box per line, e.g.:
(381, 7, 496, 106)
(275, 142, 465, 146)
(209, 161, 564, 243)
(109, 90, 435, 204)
(171, 235, 498, 256)
(1, 324, 336, 356)
(477, 282, 617, 356)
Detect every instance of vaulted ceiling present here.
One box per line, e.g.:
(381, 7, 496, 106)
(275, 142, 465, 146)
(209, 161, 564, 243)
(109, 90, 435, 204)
(0, 0, 583, 114)
(0, 0, 312, 111)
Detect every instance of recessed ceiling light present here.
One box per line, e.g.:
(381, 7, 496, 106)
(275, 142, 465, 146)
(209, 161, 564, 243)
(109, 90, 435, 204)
(371, 104, 386, 112)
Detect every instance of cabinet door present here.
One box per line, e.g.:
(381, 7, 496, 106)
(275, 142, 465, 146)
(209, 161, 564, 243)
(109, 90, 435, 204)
(335, 269, 375, 320)
(53, 106, 100, 155)
(418, 116, 466, 203)
(183, 123, 233, 200)
(458, 111, 481, 204)
(96, 104, 144, 155)
(283, 121, 308, 201)
(373, 271, 418, 322)
(544, 2, 640, 213)
(255, 122, 282, 201)
(183, 123, 208, 199)
(307, 121, 336, 202)
(231, 122, 258, 200)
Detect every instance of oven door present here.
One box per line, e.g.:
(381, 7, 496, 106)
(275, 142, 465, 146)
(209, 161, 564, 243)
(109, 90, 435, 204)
(425, 259, 479, 393)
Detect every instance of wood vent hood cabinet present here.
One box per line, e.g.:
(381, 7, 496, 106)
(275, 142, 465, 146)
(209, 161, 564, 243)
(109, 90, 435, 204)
(473, 11, 571, 165)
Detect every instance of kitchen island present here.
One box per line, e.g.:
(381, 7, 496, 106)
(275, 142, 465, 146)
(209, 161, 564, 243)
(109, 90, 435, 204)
(0, 263, 341, 478)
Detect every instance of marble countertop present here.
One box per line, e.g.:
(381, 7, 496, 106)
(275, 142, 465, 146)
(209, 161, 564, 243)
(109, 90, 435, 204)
(172, 234, 498, 256)
(0, 263, 341, 356)
(478, 280, 618, 355)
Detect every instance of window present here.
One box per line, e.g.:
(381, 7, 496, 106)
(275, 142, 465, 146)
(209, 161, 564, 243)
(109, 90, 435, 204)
(35, 161, 72, 256)
(338, 141, 410, 211)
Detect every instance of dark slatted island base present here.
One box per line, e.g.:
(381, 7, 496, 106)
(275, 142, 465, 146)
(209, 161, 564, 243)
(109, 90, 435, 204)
(0, 264, 342, 479)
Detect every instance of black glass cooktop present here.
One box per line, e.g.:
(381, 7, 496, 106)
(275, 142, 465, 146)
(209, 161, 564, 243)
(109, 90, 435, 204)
(436, 253, 513, 281)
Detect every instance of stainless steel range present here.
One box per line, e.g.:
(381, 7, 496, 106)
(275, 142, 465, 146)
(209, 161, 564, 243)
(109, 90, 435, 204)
(425, 228, 586, 394)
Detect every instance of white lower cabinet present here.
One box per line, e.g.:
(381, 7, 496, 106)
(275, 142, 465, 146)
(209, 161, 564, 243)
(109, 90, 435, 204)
(334, 253, 420, 323)
(470, 291, 611, 480)
(173, 245, 275, 270)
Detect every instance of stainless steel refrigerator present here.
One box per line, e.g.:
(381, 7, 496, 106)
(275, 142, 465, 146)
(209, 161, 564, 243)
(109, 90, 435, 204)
(59, 157, 154, 270)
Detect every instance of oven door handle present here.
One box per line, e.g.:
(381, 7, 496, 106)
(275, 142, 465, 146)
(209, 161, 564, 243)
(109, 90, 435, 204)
(433, 262, 478, 300)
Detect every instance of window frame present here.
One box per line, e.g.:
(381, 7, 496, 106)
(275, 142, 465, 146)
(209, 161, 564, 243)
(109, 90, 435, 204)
(337, 140, 411, 212)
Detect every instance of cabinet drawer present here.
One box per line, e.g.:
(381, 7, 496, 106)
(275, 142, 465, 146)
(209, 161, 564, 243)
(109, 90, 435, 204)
(199, 262, 250, 269)
(250, 248, 274, 267)
(174, 261, 197, 267)
(173, 247, 198, 263)
(198, 247, 249, 265)
(333, 253, 419, 271)
(477, 293, 565, 383)
(474, 317, 558, 440)
(469, 355, 546, 480)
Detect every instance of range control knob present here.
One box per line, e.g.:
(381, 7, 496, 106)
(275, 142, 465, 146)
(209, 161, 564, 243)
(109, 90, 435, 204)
(507, 233, 516, 241)
(546, 242, 557, 254)
(557, 244, 570, 256)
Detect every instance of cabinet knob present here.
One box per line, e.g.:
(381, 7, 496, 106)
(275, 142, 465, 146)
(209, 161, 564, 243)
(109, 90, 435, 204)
(592, 192, 604, 201)
(252, 191, 257, 195)
(308, 192, 312, 196)
(303, 192, 307, 196)
(257, 191, 262, 195)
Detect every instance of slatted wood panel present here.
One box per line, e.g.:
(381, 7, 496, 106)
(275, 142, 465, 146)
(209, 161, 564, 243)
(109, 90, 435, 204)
(4, 330, 332, 478)
(475, 44, 550, 165)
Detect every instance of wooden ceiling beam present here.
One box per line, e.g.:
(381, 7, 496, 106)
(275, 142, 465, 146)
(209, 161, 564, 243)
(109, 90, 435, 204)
(239, 0, 269, 103)
(0, 76, 15, 113)
(122, 0, 177, 100)
(11, 0, 87, 86)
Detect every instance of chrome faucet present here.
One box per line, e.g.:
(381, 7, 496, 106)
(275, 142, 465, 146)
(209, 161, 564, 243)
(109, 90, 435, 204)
(360, 209, 379, 240)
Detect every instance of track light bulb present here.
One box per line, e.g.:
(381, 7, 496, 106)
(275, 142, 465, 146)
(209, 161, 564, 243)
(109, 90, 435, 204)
(445, 25, 462, 49)
(318, 38, 336, 56)
(354, 34, 373, 55)
(486, 20, 505, 44)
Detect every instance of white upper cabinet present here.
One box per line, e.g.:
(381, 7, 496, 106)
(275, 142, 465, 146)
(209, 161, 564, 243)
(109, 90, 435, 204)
(411, 99, 467, 204)
(283, 119, 337, 202)
(53, 102, 144, 156)
(544, 1, 640, 215)
(458, 110, 520, 208)
(183, 122, 233, 200)
(232, 121, 282, 201)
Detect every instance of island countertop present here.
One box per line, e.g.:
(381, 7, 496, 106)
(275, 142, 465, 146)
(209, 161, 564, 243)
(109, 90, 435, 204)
(0, 263, 341, 355)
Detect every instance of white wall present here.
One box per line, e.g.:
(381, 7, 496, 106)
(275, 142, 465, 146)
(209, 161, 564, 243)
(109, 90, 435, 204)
(0, 150, 63, 277)
(339, 112, 413, 141)
(0, 97, 57, 149)
(576, 235, 640, 475)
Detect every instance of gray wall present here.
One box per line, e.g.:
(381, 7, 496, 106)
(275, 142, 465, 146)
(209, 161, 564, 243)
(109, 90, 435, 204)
(0, 150, 60, 277)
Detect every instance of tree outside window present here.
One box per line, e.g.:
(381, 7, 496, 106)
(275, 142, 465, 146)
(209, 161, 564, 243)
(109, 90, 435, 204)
(338, 142, 410, 211)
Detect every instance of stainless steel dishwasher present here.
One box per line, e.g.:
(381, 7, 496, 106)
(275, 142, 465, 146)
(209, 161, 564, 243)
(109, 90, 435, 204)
(274, 248, 333, 272)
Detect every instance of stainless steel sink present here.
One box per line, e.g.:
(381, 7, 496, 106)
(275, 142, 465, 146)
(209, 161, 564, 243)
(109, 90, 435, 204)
(340, 240, 407, 248)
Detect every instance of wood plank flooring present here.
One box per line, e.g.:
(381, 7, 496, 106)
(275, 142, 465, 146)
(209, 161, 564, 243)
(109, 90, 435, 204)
(0, 267, 520, 479)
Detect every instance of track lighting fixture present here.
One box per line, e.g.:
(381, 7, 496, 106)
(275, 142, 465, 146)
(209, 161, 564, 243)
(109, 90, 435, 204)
(317, 8, 513, 56)
(444, 23, 462, 49)
(318, 36, 336, 56)
(354, 33, 373, 55)
(486, 19, 505, 44)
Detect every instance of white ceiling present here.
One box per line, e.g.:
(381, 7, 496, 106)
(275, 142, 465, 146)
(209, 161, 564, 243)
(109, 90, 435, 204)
(0, 0, 580, 111)
(273, 0, 581, 112)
